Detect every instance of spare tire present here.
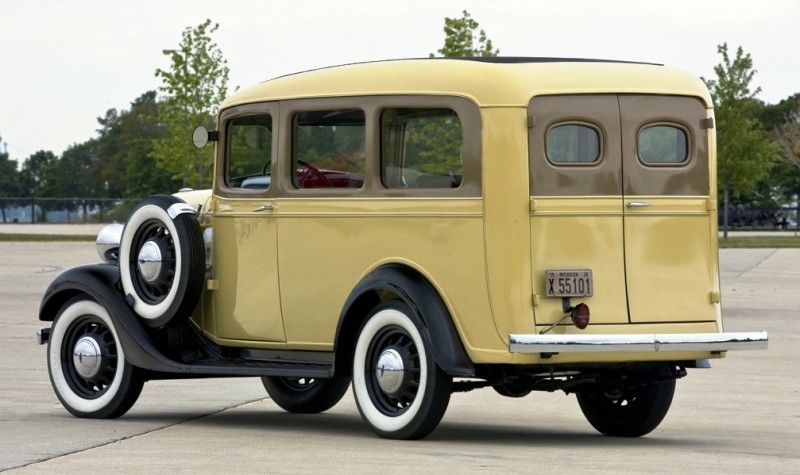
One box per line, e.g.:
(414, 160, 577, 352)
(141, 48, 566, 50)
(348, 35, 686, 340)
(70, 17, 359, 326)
(119, 195, 205, 328)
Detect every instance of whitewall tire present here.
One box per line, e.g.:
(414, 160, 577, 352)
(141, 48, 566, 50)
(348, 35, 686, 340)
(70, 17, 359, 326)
(352, 301, 452, 439)
(47, 297, 144, 418)
(119, 195, 204, 328)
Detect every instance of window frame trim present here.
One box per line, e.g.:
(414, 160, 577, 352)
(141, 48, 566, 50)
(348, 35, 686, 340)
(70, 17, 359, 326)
(543, 121, 605, 168)
(635, 121, 692, 168)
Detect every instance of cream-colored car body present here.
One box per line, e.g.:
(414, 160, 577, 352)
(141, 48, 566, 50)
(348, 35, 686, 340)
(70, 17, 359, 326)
(178, 59, 752, 367)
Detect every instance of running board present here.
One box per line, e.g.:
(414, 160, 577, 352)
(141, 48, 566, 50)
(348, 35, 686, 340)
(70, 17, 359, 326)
(509, 331, 768, 354)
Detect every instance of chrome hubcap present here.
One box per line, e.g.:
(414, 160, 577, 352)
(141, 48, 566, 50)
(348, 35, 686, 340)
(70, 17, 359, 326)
(137, 240, 163, 283)
(73, 336, 102, 379)
(375, 348, 405, 395)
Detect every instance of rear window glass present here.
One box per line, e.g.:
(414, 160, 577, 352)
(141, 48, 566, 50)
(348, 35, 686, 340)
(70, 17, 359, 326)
(381, 108, 463, 188)
(546, 124, 600, 164)
(638, 125, 688, 164)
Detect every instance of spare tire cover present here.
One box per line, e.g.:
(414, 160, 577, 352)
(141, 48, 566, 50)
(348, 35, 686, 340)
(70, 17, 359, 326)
(119, 195, 205, 328)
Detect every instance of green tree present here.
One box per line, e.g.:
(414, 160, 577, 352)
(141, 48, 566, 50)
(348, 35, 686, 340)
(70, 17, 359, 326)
(19, 150, 57, 222)
(0, 138, 21, 223)
(95, 91, 180, 198)
(153, 19, 230, 189)
(431, 10, 499, 58)
(704, 44, 780, 237)
(20, 150, 57, 197)
(773, 104, 800, 226)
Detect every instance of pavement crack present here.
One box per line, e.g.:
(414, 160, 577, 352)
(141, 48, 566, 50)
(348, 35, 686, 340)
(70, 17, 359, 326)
(734, 248, 778, 278)
(5, 397, 267, 472)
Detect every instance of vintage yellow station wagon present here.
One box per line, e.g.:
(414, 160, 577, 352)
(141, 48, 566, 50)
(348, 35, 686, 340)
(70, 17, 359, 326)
(38, 58, 768, 440)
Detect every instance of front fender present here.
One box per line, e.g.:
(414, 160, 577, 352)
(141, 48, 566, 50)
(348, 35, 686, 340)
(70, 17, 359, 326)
(39, 264, 194, 374)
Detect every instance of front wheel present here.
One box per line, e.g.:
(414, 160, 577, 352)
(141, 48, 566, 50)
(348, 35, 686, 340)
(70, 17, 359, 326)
(352, 301, 452, 440)
(47, 297, 144, 418)
(576, 364, 676, 437)
(261, 376, 350, 413)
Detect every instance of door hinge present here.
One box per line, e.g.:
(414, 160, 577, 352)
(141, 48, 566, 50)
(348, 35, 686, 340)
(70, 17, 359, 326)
(207, 279, 219, 290)
(530, 199, 538, 214)
(532, 294, 540, 307)
(706, 199, 717, 211)
(709, 291, 721, 304)
(701, 118, 715, 129)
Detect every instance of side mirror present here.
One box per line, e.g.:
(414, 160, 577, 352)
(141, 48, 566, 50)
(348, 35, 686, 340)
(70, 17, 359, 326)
(192, 126, 218, 149)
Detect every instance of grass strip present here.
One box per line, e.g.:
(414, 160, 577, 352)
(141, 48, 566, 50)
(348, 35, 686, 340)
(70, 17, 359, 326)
(0, 234, 96, 242)
(718, 235, 800, 248)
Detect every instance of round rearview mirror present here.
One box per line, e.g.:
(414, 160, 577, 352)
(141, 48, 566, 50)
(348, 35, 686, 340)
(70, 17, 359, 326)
(192, 126, 209, 149)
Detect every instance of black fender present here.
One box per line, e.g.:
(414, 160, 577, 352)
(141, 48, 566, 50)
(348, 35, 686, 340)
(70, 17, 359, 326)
(335, 264, 475, 377)
(39, 264, 204, 375)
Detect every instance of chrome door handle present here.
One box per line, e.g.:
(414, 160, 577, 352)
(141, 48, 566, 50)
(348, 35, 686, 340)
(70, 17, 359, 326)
(253, 204, 274, 212)
(626, 201, 651, 209)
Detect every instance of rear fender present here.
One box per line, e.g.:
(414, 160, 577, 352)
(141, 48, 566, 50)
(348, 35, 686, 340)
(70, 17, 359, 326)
(335, 265, 475, 377)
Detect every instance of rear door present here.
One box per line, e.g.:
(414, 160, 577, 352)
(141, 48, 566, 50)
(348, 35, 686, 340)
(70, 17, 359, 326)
(529, 95, 628, 326)
(529, 94, 717, 328)
(620, 95, 717, 323)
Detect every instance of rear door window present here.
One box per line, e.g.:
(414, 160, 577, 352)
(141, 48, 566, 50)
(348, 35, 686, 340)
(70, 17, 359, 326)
(292, 109, 366, 189)
(381, 108, 463, 189)
(638, 125, 689, 165)
(546, 123, 601, 165)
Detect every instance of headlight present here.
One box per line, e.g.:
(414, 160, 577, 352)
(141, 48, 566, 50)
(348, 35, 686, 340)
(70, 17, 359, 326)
(96, 223, 124, 264)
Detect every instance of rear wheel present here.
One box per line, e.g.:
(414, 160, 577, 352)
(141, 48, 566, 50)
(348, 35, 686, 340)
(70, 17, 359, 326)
(47, 297, 144, 419)
(261, 376, 350, 413)
(352, 301, 452, 440)
(576, 364, 676, 437)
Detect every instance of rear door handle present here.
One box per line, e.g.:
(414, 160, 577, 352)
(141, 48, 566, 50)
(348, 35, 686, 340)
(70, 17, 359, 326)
(626, 201, 651, 209)
(253, 204, 275, 212)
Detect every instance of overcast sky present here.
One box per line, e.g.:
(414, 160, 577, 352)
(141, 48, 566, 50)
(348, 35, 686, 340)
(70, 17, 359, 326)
(1, 0, 798, 164)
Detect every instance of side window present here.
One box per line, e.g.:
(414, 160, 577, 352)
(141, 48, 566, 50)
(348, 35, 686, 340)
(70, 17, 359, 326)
(381, 108, 463, 189)
(292, 109, 365, 189)
(638, 124, 689, 164)
(546, 123, 601, 164)
(226, 114, 272, 190)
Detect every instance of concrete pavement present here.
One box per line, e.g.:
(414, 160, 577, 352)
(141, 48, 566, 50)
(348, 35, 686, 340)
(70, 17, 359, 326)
(0, 243, 797, 473)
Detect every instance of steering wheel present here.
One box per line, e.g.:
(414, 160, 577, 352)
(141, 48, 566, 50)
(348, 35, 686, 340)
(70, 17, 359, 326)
(297, 159, 332, 188)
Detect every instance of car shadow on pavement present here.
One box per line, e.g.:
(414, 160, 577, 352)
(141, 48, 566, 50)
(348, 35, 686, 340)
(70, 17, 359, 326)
(122, 406, 710, 448)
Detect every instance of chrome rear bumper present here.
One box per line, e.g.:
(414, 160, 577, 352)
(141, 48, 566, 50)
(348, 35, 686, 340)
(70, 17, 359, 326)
(509, 331, 768, 354)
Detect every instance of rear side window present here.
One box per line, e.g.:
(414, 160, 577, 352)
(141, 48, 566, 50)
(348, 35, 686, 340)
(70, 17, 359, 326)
(638, 125, 689, 164)
(546, 124, 601, 164)
(292, 109, 365, 189)
(381, 108, 463, 188)
(226, 114, 272, 190)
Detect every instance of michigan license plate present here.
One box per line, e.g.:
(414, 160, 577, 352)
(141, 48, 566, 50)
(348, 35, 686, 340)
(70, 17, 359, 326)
(545, 269, 593, 297)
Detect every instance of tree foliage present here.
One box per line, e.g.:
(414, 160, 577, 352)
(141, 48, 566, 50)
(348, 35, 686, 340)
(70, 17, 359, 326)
(19, 150, 57, 196)
(0, 139, 21, 222)
(704, 44, 780, 234)
(772, 103, 800, 211)
(96, 91, 180, 198)
(153, 19, 229, 189)
(431, 10, 499, 58)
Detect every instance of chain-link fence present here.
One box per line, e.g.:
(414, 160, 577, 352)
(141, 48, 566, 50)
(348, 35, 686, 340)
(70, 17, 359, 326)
(0, 197, 140, 224)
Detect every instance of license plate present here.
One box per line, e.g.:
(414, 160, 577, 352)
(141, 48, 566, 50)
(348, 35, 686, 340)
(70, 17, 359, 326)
(545, 269, 593, 297)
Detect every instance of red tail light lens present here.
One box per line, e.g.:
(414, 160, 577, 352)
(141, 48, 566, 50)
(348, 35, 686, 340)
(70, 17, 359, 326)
(571, 303, 590, 330)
